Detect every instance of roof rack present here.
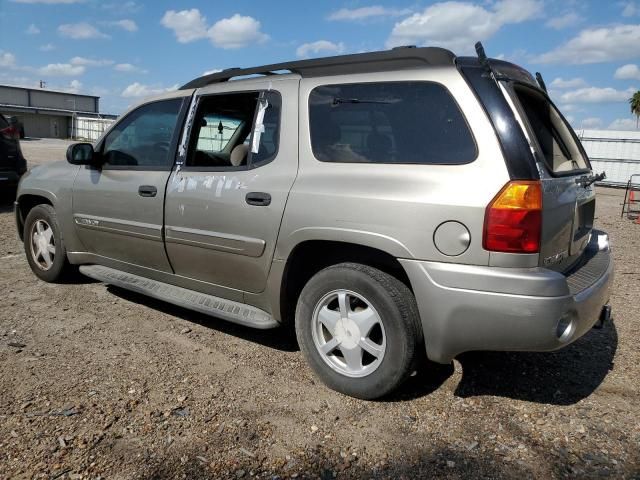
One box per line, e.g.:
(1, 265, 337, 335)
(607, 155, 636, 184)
(180, 46, 456, 90)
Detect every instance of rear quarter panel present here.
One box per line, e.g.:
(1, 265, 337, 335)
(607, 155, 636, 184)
(277, 67, 510, 265)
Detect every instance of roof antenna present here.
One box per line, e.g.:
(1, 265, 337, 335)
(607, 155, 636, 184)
(535, 72, 548, 93)
(475, 41, 490, 71)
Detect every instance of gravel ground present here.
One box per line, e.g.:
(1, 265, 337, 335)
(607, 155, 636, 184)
(0, 141, 639, 479)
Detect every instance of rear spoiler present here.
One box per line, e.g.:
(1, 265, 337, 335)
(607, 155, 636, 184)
(473, 41, 548, 92)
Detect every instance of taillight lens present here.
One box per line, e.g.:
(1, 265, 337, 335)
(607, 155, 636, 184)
(1, 126, 18, 139)
(483, 181, 542, 253)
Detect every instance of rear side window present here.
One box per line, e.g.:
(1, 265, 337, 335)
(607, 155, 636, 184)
(0, 115, 8, 129)
(309, 82, 476, 164)
(186, 90, 281, 169)
(512, 85, 589, 174)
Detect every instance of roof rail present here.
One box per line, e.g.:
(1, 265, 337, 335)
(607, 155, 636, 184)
(180, 46, 456, 90)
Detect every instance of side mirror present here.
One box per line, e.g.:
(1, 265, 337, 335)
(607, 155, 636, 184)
(66, 143, 98, 166)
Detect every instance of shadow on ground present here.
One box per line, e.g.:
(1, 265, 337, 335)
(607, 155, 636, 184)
(105, 281, 616, 406)
(107, 285, 299, 352)
(454, 322, 617, 405)
(0, 192, 16, 212)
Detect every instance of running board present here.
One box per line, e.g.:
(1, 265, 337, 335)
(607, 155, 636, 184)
(79, 265, 279, 329)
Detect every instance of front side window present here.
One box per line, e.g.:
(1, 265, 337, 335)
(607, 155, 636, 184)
(102, 98, 183, 168)
(186, 91, 281, 169)
(309, 82, 476, 164)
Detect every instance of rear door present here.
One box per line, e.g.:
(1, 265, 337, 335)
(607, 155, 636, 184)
(507, 83, 595, 272)
(72, 95, 189, 271)
(164, 78, 298, 295)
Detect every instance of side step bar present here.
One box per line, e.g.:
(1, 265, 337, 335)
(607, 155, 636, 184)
(79, 265, 279, 329)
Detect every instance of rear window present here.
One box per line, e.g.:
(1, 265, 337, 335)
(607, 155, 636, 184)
(309, 82, 476, 164)
(512, 85, 589, 174)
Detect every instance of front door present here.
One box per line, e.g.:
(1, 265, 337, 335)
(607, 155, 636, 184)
(164, 80, 298, 294)
(72, 95, 188, 271)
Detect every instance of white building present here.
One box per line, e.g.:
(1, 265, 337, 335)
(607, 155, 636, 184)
(576, 129, 640, 187)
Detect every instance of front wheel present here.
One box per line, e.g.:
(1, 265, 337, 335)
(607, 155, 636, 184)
(295, 263, 421, 400)
(23, 204, 74, 282)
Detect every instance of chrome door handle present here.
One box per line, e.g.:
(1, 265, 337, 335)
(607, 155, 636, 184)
(138, 185, 157, 197)
(245, 192, 271, 206)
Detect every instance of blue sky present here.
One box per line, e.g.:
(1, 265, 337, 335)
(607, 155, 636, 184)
(1, 0, 639, 130)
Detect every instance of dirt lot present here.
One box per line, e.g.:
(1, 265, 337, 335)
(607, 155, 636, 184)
(0, 142, 639, 479)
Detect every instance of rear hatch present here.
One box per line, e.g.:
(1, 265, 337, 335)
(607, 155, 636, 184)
(506, 83, 595, 272)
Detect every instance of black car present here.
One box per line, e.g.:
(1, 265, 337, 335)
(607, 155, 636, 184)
(0, 113, 27, 192)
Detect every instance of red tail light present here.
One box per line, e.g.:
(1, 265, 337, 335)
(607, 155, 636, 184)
(483, 181, 542, 254)
(1, 126, 18, 140)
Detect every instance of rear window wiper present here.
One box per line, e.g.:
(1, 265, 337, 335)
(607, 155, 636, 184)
(576, 172, 606, 187)
(332, 97, 392, 105)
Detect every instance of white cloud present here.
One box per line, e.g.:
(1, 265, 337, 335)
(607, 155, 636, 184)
(208, 14, 269, 49)
(621, 2, 639, 17)
(11, 0, 83, 3)
(121, 82, 177, 98)
(161, 10, 268, 49)
(66, 79, 82, 93)
(0, 51, 16, 67)
(615, 64, 640, 80)
(26, 24, 40, 34)
(386, 0, 543, 52)
(161, 9, 208, 43)
(550, 77, 588, 89)
(580, 117, 603, 128)
(328, 6, 413, 21)
(102, 1, 140, 13)
(39, 43, 55, 51)
(114, 63, 147, 73)
(203, 69, 222, 75)
(557, 86, 637, 104)
(39, 63, 86, 76)
(608, 118, 638, 130)
(534, 24, 640, 64)
(70, 56, 113, 66)
(58, 22, 109, 39)
(296, 40, 345, 58)
(545, 12, 582, 30)
(108, 19, 138, 32)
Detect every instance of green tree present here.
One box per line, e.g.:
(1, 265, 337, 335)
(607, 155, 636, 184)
(630, 91, 640, 129)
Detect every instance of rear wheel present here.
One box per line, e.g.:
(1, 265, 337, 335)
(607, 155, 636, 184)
(295, 262, 421, 399)
(23, 204, 74, 282)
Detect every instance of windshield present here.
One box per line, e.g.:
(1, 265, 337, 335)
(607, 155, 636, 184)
(512, 84, 590, 174)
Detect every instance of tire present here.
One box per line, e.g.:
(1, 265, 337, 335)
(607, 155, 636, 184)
(23, 204, 74, 282)
(295, 262, 421, 400)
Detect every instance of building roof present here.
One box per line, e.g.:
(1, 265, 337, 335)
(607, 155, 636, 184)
(0, 83, 100, 99)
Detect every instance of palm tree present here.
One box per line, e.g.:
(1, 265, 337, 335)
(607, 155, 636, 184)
(630, 91, 640, 129)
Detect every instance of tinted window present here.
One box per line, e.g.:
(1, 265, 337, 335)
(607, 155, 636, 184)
(102, 98, 183, 168)
(309, 82, 476, 164)
(0, 115, 8, 129)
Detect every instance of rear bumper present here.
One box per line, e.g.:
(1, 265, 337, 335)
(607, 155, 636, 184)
(400, 230, 613, 364)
